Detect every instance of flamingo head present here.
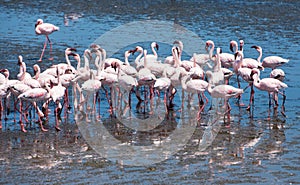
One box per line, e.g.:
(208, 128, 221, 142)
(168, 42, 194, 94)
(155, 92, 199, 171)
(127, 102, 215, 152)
(151, 42, 159, 51)
(250, 68, 260, 81)
(65, 48, 77, 55)
(229, 40, 238, 52)
(18, 55, 23, 66)
(126, 49, 135, 57)
(90, 44, 101, 52)
(84, 49, 92, 60)
(216, 47, 222, 54)
(35, 19, 43, 28)
(234, 51, 243, 60)
(0, 69, 9, 78)
(251, 45, 262, 52)
(111, 61, 120, 72)
(205, 40, 214, 52)
(33, 64, 39, 75)
(173, 40, 183, 50)
(133, 46, 143, 55)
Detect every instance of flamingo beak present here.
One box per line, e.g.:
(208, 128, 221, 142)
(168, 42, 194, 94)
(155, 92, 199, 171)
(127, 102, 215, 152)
(205, 44, 209, 52)
(155, 43, 159, 50)
(230, 43, 234, 52)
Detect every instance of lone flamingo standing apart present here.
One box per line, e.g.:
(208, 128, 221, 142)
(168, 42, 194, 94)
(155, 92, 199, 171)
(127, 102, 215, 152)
(35, 19, 59, 62)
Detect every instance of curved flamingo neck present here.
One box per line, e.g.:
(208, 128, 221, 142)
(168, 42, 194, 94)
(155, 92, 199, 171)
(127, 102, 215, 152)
(75, 55, 81, 70)
(135, 49, 143, 66)
(257, 48, 262, 63)
(213, 51, 221, 72)
(209, 42, 215, 61)
(124, 51, 130, 65)
(143, 50, 148, 68)
(34, 66, 40, 79)
(151, 44, 157, 57)
(65, 53, 71, 66)
(83, 54, 90, 69)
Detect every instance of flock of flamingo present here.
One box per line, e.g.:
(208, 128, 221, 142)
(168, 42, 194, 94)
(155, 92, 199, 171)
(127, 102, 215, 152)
(0, 19, 289, 132)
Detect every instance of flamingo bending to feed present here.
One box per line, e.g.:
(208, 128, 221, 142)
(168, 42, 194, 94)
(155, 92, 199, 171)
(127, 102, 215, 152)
(35, 19, 59, 62)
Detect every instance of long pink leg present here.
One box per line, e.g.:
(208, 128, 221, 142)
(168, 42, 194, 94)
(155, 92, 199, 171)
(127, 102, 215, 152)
(33, 102, 48, 132)
(47, 35, 54, 61)
(38, 36, 48, 62)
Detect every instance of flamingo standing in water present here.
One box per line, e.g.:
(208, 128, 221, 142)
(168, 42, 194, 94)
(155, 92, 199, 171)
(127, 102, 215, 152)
(250, 69, 288, 117)
(18, 85, 51, 132)
(35, 19, 59, 62)
(206, 71, 244, 112)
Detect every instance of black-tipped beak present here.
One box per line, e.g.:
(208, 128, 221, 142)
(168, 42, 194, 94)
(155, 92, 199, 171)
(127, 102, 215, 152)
(251, 45, 259, 50)
(156, 43, 159, 50)
(230, 43, 234, 52)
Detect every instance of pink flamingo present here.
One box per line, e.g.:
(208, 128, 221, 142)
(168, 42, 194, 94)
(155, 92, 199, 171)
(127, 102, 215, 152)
(270, 68, 285, 82)
(18, 85, 51, 132)
(250, 69, 288, 117)
(35, 19, 59, 62)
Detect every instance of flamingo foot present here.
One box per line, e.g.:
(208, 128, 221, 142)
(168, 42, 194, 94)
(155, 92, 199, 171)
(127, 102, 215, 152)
(40, 123, 48, 132)
(48, 57, 54, 61)
(55, 126, 61, 132)
(20, 122, 27, 133)
(281, 106, 286, 117)
(246, 105, 251, 111)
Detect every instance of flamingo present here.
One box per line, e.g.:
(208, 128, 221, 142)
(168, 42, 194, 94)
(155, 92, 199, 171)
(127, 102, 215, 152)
(43, 48, 77, 77)
(35, 19, 59, 62)
(18, 85, 51, 132)
(250, 69, 288, 117)
(270, 68, 285, 82)
(33, 64, 57, 87)
(140, 42, 160, 63)
(90, 44, 124, 69)
(119, 49, 137, 77)
(71, 50, 92, 108)
(262, 56, 289, 70)
(190, 40, 212, 68)
(208, 47, 224, 86)
(17, 57, 41, 88)
(218, 40, 238, 68)
(136, 49, 157, 101)
(180, 74, 209, 120)
(9, 83, 32, 131)
(92, 47, 118, 111)
(164, 40, 183, 65)
(0, 69, 10, 121)
(49, 67, 66, 130)
(206, 72, 244, 113)
(240, 45, 264, 70)
(78, 71, 102, 121)
(154, 72, 171, 108)
(112, 61, 138, 108)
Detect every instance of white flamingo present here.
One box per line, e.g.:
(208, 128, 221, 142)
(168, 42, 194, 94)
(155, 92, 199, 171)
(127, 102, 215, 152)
(140, 42, 160, 63)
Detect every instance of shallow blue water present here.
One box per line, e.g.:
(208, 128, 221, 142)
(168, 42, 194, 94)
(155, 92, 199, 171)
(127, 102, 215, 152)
(0, 0, 300, 184)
